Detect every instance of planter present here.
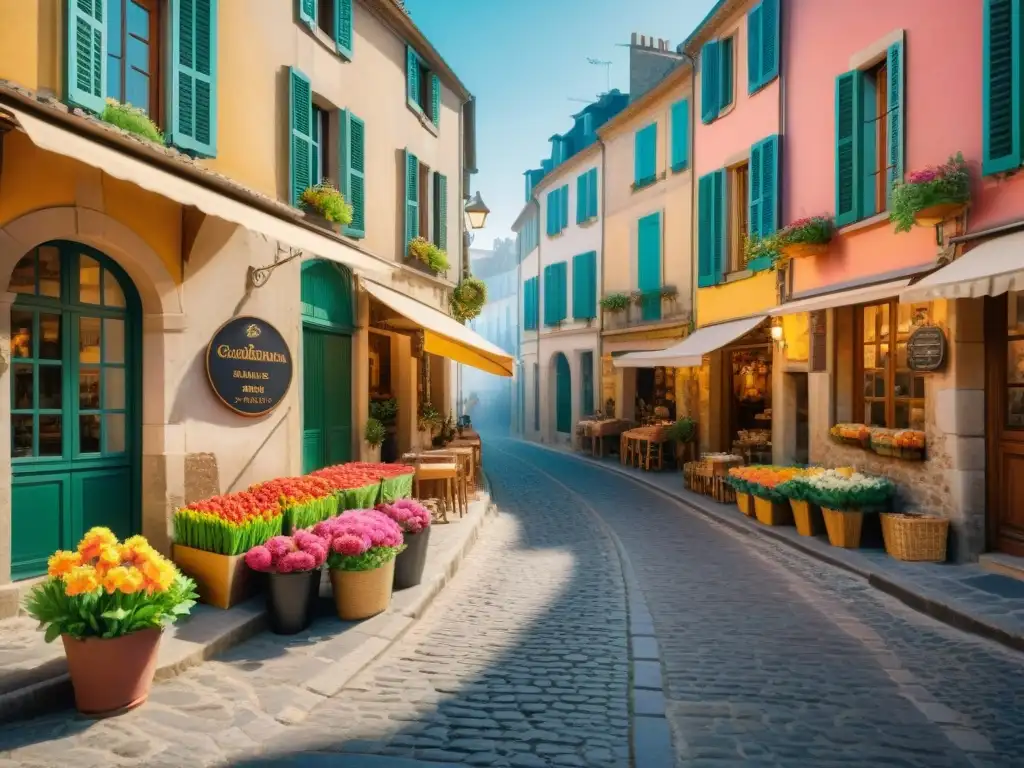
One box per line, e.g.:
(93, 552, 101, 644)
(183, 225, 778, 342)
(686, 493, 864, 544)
(266, 571, 317, 635)
(753, 496, 793, 526)
(303, 209, 337, 231)
(822, 508, 864, 549)
(735, 492, 754, 517)
(790, 500, 820, 537)
(913, 201, 966, 227)
(329, 559, 395, 620)
(394, 527, 431, 589)
(880, 513, 949, 562)
(172, 545, 254, 609)
(780, 242, 829, 260)
(365, 443, 382, 464)
(62, 628, 162, 717)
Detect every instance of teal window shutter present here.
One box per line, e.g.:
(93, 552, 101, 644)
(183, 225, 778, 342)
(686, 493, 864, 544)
(581, 351, 594, 416)
(719, 37, 734, 109)
(712, 170, 727, 282)
(433, 173, 448, 251)
(560, 185, 570, 230)
(430, 73, 441, 127)
(834, 71, 863, 226)
(335, 0, 353, 58)
(984, 0, 1022, 174)
(404, 149, 419, 246)
(634, 124, 657, 186)
(576, 172, 588, 224)
(523, 278, 536, 330)
(637, 212, 662, 321)
(406, 46, 420, 109)
(289, 67, 313, 207)
(169, 0, 218, 157)
(572, 251, 597, 320)
(547, 189, 558, 235)
(339, 109, 365, 238)
(760, 0, 780, 88)
(697, 173, 714, 287)
(749, 141, 763, 241)
(543, 265, 553, 325)
(298, 0, 315, 27)
(750, 135, 780, 238)
(701, 40, 720, 123)
(748, 4, 763, 93)
(671, 99, 690, 172)
(65, 0, 107, 114)
(886, 41, 905, 204)
(559, 262, 569, 322)
(587, 169, 599, 218)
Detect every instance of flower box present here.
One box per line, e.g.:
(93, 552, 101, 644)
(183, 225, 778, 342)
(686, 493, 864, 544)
(172, 545, 255, 610)
(891, 153, 969, 233)
(736, 491, 754, 517)
(822, 508, 864, 548)
(913, 202, 966, 227)
(753, 496, 793, 526)
(780, 242, 829, 260)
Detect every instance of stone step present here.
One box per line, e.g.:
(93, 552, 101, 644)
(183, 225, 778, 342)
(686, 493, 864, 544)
(980, 553, 1024, 582)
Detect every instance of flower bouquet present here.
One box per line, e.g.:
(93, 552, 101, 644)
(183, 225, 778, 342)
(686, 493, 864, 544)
(244, 531, 328, 634)
(251, 475, 339, 533)
(313, 510, 406, 619)
(377, 499, 432, 589)
(778, 215, 834, 260)
(26, 528, 197, 716)
(890, 153, 970, 232)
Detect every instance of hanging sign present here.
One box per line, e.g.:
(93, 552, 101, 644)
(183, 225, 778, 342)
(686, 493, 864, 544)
(206, 316, 293, 416)
(907, 325, 946, 372)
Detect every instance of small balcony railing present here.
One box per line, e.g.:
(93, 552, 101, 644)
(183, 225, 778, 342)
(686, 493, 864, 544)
(601, 288, 690, 331)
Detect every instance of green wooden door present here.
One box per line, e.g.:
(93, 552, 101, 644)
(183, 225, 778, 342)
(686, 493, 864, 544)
(9, 242, 140, 579)
(555, 353, 572, 434)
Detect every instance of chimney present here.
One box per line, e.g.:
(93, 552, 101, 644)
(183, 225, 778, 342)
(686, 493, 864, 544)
(629, 32, 681, 101)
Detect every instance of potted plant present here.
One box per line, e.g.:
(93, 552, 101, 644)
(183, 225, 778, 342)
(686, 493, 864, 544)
(364, 417, 386, 463)
(314, 510, 405, 620)
(312, 462, 416, 510)
(378, 499, 432, 589)
(735, 466, 797, 526)
(250, 475, 339, 533)
(408, 236, 450, 273)
(890, 153, 970, 232)
(600, 293, 631, 315)
(101, 99, 164, 144)
(778, 216, 835, 260)
(777, 469, 830, 537)
(800, 469, 896, 548)
(370, 398, 399, 462)
(742, 233, 782, 273)
(244, 531, 328, 634)
(725, 468, 755, 517)
(667, 416, 697, 466)
(451, 277, 488, 323)
(418, 401, 442, 436)
(300, 181, 353, 229)
(25, 528, 197, 717)
(172, 491, 284, 608)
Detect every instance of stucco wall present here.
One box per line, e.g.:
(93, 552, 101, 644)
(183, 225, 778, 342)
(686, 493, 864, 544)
(696, 270, 777, 327)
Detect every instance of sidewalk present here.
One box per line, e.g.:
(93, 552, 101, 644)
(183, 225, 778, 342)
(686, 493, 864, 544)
(553, 445, 1024, 654)
(0, 488, 497, 724)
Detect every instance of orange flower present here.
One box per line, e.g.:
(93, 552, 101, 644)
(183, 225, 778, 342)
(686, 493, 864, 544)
(47, 550, 82, 579)
(78, 527, 118, 561)
(95, 545, 123, 575)
(102, 565, 145, 595)
(64, 565, 100, 597)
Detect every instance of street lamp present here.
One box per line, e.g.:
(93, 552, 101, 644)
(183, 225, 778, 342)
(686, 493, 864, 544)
(465, 192, 490, 232)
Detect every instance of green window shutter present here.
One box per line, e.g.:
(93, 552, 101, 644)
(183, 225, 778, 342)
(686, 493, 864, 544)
(834, 71, 863, 227)
(169, 0, 218, 157)
(756, 134, 780, 236)
(760, 0, 780, 87)
(634, 124, 657, 186)
(335, 0, 353, 58)
(697, 173, 714, 287)
(576, 172, 588, 224)
(524, 278, 536, 331)
(546, 189, 557, 235)
(433, 173, 448, 251)
(561, 185, 570, 230)
(581, 351, 594, 416)
(637, 212, 662, 321)
(289, 67, 313, 207)
(404, 149, 419, 246)
(573, 251, 597, 320)
(543, 265, 554, 326)
(749, 141, 763, 241)
(719, 36, 734, 109)
(984, 0, 1022, 174)
(701, 40, 720, 123)
(670, 99, 690, 172)
(339, 109, 365, 238)
(64, 0, 107, 114)
(406, 46, 420, 108)
(298, 0, 315, 26)
(712, 170, 727, 282)
(430, 73, 441, 127)
(885, 41, 905, 205)
(748, 4, 763, 93)
(559, 262, 569, 321)
(587, 169, 599, 218)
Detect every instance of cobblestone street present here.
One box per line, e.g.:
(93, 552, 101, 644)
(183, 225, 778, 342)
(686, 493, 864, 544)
(1, 438, 1024, 766)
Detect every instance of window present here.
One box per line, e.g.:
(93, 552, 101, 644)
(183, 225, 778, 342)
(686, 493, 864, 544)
(701, 36, 738, 123)
(855, 300, 929, 429)
(418, 161, 432, 243)
(406, 46, 441, 128)
(984, 0, 1023, 174)
(546, 186, 568, 236)
(106, 0, 160, 121)
(300, 0, 353, 58)
(433, 173, 449, 252)
(719, 36, 735, 109)
(572, 251, 597, 321)
(747, 133, 780, 272)
(729, 162, 749, 272)
(523, 277, 539, 331)
(747, 0, 780, 94)
(543, 262, 568, 327)
(634, 123, 658, 188)
(670, 99, 690, 172)
(317, 0, 333, 37)
(311, 105, 329, 186)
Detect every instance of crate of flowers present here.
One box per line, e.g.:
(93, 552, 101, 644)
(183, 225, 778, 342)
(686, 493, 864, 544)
(788, 469, 896, 549)
(312, 462, 416, 510)
(829, 423, 871, 449)
(892, 430, 926, 461)
(727, 466, 797, 525)
(250, 475, 339, 533)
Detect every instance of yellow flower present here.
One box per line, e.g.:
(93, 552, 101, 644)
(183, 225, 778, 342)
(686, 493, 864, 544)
(102, 565, 145, 595)
(47, 550, 82, 579)
(96, 545, 123, 574)
(78, 527, 118, 561)
(64, 565, 100, 597)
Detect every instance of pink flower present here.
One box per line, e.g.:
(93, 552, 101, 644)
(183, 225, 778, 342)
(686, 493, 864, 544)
(331, 534, 370, 557)
(244, 545, 273, 572)
(279, 550, 316, 572)
(377, 499, 430, 534)
(909, 168, 939, 184)
(265, 536, 295, 558)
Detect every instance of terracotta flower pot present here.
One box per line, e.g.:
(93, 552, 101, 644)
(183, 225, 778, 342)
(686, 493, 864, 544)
(735, 492, 754, 517)
(790, 500, 820, 537)
(62, 628, 162, 718)
(822, 508, 864, 548)
(394, 527, 431, 590)
(753, 496, 793, 526)
(329, 559, 395, 620)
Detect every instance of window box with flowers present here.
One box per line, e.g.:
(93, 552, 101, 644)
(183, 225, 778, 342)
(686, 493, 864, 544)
(300, 182, 353, 230)
(778, 215, 835, 260)
(742, 232, 782, 273)
(408, 237, 450, 274)
(890, 153, 970, 232)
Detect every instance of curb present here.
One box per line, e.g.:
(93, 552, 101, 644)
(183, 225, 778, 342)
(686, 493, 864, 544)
(0, 484, 498, 724)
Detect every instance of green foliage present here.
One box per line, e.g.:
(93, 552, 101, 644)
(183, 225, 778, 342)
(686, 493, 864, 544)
(301, 182, 354, 225)
(408, 237, 450, 273)
(780, 215, 835, 245)
(451, 277, 488, 322)
(667, 416, 696, 444)
(25, 573, 197, 643)
(418, 401, 442, 433)
(370, 398, 399, 425)
(890, 153, 970, 233)
(599, 293, 631, 312)
(743, 232, 782, 266)
(172, 511, 283, 556)
(364, 417, 387, 447)
(283, 495, 339, 533)
(775, 478, 817, 503)
(101, 99, 164, 144)
(327, 544, 404, 572)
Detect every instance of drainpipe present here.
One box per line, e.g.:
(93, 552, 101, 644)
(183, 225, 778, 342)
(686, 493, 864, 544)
(532, 191, 543, 439)
(597, 135, 608, 414)
(677, 50, 698, 330)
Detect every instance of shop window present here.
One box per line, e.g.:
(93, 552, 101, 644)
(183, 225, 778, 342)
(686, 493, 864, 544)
(855, 300, 928, 429)
(729, 161, 749, 272)
(106, 0, 161, 121)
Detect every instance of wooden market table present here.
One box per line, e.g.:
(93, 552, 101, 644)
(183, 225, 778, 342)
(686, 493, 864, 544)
(620, 424, 673, 471)
(577, 419, 634, 458)
(683, 453, 744, 502)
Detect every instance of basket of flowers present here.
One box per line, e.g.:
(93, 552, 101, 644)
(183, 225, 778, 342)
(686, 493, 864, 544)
(830, 423, 872, 449)
(728, 466, 797, 525)
(892, 430, 927, 461)
(890, 153, 970, 232)
(726, 467, 755, 516)
(778, 215, 834, 260)
(244, 530, 328, 634)
(797, 469, 896, 548)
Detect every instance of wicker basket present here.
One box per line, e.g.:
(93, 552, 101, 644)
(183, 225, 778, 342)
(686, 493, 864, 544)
(881, 513, 949, 562)
(754, 496, 793, 526)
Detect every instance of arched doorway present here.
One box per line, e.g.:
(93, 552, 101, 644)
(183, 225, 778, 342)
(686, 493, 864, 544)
(9, 241, 142, 579)
(301, 260, 354, 473)
(554, 352, 572, 435)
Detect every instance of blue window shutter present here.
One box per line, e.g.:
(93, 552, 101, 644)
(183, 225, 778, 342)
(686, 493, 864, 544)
(719, 37, 734, 108)
(404, 149, 419, 246)
(546, 189, 557, 235)
(886, 41, 905, 205)
(761, 0, 780, 87)
(335, 0, 353, 58)
(523, 278, 534, 330)
(748, 4, 763, 93)
(169, 0, 218, 156)
(543, 265, 553, 326)
(835, 71, 863, 226)
(561, 185, 570, 230)
(573, 251, 597, 320)
(587, 169, 599, 218)
(701, 40, 720, 123)
(984, 0, 1022, 174)
(289, 67, 312, 207)
(339, 109, 365, 237)
(749, 141, 763, 242)
(712, 170, 727, 283)
(670, 99, 690, 171)
(298, 0, 315, 26)
(697, 173, 714, 287)
(406, 46, 420, 108)
(634, 124, 657, 186)
(65, 0, 107, 113)
(430, 73, 441, 127)
(576, 173, 587, 224)
(637, 212, 662, 322)
(760, 135, 780, 236)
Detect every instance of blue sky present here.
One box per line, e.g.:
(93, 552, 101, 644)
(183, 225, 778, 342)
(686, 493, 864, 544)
(404, 0, 717, 248)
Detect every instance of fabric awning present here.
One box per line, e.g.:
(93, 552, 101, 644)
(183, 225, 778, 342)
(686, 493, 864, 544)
(362, 279, 514, 377)
(768, 279, 912, 316)
(900, 230, 1024, 303)
(613, 315, 767, 368)
(2, 105, 391, 277)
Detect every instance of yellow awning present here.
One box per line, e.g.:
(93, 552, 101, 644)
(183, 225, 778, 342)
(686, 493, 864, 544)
(1, 104, 391, 277)
(362, 279, 514, 377)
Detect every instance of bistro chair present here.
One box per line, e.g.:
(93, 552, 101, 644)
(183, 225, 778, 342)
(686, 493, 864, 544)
(422, 448, 471, 513)
(402, 453, 462, 519)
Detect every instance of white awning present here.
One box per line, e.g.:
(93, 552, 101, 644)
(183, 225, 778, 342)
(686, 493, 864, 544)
(613, 315, 767, 368)
(769, 279, 912, 316)
(901, 230, 1024, 303)
(362, 279, 514, 377)
(2, 105, 391, 277)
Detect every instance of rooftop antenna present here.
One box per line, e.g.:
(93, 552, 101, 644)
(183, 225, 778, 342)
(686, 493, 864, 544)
(587, 58, 612, 93)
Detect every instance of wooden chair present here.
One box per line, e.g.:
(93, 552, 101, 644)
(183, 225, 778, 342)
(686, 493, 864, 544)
(402, 453, 460, 520)
(644, 439, 663, 471)
(422, 449, 471, 514)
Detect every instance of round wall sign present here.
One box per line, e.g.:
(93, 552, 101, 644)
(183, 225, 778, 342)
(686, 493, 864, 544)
(907, 325, 947, 372)
(206, 316, 294, 416)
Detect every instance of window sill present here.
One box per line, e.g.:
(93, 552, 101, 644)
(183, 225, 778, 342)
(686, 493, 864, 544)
(407, 101, 439, 136)
(306, 21, 351, 61)
(725, 268, 753, 283)
(631, 172, 666, 192)
(838, 211, 890, 236)
(577, 216, 598, 227)
(671, 162, 689, 174)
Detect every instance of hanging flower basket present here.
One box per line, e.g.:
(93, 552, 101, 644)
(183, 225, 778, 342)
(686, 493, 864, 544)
(890, 153, 970, 233)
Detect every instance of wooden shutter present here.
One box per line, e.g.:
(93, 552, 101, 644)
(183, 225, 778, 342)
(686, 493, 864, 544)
(298, 0, 315, 26)
(406, 46, 420, 107)
(747, 4, 763, 93)
(573, 251, 597, 320)
(167, 0, 218, 157)
(65, 0, 107, 113)
(430, 73, 441, 127)
(433, 173, 448, 251)
(749, 142, 763, 241)
(339, 109, 365, 237)
(885, 41, 905, 204)
(546, 189, 557, 235)
(404, 149, 419, 246)
(289, 67, 313, 207)
(984, 0, 1022, 174)
(758, 135, 780, 235)
(761, 0, 780, 87)
(587, 169, 599, 218)
(335, 0, 353, 58)
(670, 99, 690, 171)
(701, 40, 720, 123)
(712, 169, 727, 283)
(560, 185, 570, 230)
(809, 310, 828, 372)
(576, 172, 588, 224)
(697, 172, 715, 287)
(634, 124, 657, 185)
(637, 212, 662, 322)
(834, 71, 863, 226)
